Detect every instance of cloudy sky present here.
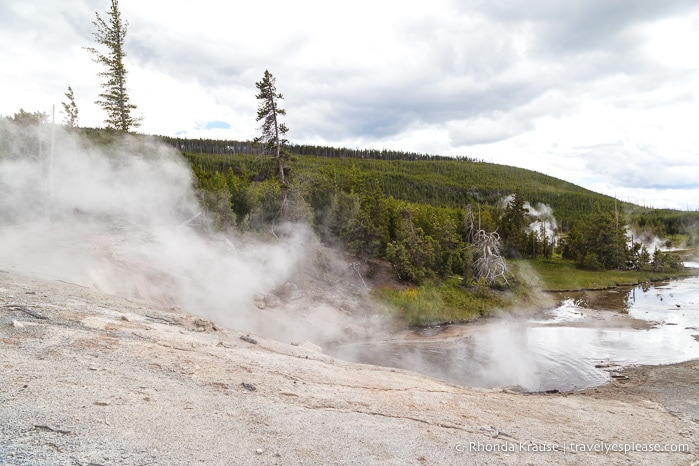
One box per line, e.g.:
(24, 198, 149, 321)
(2, 0, 699, 210)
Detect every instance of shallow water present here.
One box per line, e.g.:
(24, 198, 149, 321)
(330, 276, 699, 392)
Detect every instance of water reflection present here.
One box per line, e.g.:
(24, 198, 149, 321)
(330, 276, 699, 392)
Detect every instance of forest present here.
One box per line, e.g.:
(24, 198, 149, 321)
(177, 143, 698, 287)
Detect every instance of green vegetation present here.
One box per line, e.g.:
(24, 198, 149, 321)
(180, 150, 625, 229)
(7, 0, 697, 328)
(373, 279, 513, 326)
(177, 146, 699, 326)
(7, 0, 698, 326)
(525, 257, 698, 291)
(374, 257, 698, 327)
(4, 118, 698, 327)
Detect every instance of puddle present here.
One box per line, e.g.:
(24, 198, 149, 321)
(329, 276, 699, 392)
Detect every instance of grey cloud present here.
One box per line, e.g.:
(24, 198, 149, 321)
(0, 1, 86, 53)
(284, 43, 561, 143)
(61, 1, 97, 42)
(0, 3, 20, 29)
(126, 1, 556, 144)
(281, 2, 668, 144)
(470, 0, 699, 51)
(456, 1, 699, 90)
(319, 75, 557, 143)
(577, 142, 699, 190)
(97, 1, 551, 145)
(103, 0, 699, 154)
(447, 113, 534, 146)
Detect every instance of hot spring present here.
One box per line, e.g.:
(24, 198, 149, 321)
(329, 276, 699, 392)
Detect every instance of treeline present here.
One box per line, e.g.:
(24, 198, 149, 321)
(296, 155, 627, 231)
(159, 136, 478, 163)
(630, 209, 699, 238)
(561, 210, 686, 272)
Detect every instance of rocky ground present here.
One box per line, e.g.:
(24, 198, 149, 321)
(1, 268, 698, 465)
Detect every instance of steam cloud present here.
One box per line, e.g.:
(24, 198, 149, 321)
(0, 120, 369, 344)
(524, 201, 557, 242)
(500, 194, 558, 241)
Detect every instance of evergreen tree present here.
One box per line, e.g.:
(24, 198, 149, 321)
(385, 207, 437, 283)
(254, 70, 289, 220)
(499, 191, 529, 258)
(10, 109, 48, 126)
(637, 245, 651, 271)
(85, 0, 140, 132)
(5, 109, 49, 157)
(196, 169, 235, 229)
(563, 211, 628, 270)
(61, 86, 79, 127)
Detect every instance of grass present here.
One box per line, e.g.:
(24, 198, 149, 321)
(374, 255, 698, 327)
(372, 278, 513, 327)
(516, 256, 698, 291)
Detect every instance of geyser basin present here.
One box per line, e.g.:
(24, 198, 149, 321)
(329, 276, 699, 392)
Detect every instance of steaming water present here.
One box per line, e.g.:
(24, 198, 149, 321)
(330, 276, 699, 392)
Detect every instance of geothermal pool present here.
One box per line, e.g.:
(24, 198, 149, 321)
(330, 275, 699, 392)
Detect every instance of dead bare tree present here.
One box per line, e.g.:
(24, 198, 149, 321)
(473, 229, 509, 286)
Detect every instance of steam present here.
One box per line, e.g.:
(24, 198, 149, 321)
(499, 195, 558, 242)
(524, 201, 557, 242)
(0, 120, 370, 344)
(472, 321, 541, 391)
(629, 228, 672, 251)
(497, 193, 514, 210)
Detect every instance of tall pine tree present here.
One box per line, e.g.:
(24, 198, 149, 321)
(499, 191, 529, 258)
(85, 0, 140, 132)
(254, 70, 289, 219)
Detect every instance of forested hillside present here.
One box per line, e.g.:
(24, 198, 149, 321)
(178, 143, 698, 287)
(181, 149, 622, 231)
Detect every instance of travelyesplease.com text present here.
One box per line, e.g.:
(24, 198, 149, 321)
(455, 440, 690, 455)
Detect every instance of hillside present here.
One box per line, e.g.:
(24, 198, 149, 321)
(99, 131, 699, 234)
(182, 150, 623, 230)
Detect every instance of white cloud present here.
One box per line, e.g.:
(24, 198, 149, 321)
(641, 13, 699, 70)
(2, 0, 699, 210)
